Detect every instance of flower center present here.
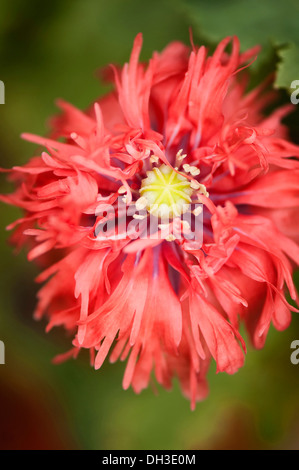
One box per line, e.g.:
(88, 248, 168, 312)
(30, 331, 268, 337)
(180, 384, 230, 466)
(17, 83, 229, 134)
(139, 164, 193, 219)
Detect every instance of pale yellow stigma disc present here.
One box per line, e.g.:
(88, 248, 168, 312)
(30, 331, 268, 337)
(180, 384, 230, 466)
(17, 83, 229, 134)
(139, 164, 193, 219)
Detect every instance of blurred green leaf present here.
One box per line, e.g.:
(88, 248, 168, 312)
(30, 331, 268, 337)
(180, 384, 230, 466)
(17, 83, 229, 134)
(276, 43, 299, 91)
(178, 0, 299, 91)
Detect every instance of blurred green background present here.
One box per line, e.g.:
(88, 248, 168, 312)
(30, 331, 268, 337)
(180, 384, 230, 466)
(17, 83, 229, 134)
(0, 0, 299, 450)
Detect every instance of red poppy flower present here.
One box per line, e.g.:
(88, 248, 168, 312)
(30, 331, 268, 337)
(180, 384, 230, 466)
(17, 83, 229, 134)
(1, 34, 299, 409)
